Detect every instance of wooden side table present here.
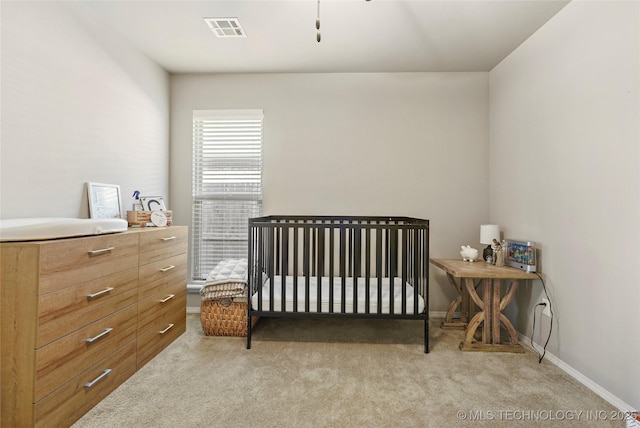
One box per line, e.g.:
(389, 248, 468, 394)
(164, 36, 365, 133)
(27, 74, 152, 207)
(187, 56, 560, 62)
(430, 258, 538, 353)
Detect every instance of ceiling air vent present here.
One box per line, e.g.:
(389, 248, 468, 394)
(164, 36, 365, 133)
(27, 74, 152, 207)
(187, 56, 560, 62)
(204, 18, 246, 38)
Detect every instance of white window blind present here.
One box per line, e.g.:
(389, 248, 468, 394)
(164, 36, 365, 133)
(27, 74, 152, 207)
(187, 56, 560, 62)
(192, 109, 263, 282)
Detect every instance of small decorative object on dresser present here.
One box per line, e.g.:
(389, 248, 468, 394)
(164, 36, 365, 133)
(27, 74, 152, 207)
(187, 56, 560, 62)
(127, 210, 173, 227)
(140, 196, 166, 211)
(150, 210, 169, 227)
(87, 182, 123, 219)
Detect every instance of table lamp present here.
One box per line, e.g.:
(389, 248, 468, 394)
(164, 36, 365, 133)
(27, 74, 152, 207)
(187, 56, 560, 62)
(480, 224, 500, 262)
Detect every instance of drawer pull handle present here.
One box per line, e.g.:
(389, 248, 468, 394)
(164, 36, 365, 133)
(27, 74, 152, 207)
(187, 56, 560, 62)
(160, 265, 176, 272)
(161, 236, 177, 241)
(86, 328, 113, 344)
(88, 247, 115, 256)
(159, 294, 175, 303)
(159, 323, 174, 335)
(85, 369, 112, 388)
(87, 287, 114, 300)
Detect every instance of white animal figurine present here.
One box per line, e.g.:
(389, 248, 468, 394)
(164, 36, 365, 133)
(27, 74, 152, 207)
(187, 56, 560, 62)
(460, 245, 479, 262)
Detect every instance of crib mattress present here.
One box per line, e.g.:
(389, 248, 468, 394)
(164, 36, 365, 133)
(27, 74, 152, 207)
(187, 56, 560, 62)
(0, 217, 128, 241)
(252, 275, 425, 314)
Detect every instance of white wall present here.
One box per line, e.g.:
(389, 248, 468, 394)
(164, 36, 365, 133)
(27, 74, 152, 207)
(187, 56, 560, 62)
(171, 72, 490, 311)
(490, 0, 639, 410)
(0, 2, 170, 219)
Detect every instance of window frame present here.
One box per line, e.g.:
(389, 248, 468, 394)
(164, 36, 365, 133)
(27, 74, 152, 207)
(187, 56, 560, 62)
(191, 109, 264, 283)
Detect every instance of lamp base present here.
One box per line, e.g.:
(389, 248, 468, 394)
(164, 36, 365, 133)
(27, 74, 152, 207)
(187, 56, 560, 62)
(483, 245, 493, 262)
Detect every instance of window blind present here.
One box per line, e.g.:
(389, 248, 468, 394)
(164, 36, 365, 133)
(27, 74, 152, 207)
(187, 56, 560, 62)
(192, 110, 263, 282)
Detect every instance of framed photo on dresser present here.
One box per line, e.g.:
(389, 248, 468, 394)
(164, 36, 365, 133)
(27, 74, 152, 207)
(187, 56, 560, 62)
(140, 196, 167, 211)
(87, 182, 123, 219)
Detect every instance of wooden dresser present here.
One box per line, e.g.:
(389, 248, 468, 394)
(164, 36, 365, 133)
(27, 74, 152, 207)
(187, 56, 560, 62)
(1, 226, 187, 427)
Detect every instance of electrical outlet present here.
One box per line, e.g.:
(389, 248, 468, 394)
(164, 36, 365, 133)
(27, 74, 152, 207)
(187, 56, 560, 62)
(541, 298, 551, 317)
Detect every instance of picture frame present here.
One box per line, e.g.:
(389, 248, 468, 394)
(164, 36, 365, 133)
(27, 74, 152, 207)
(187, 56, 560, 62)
(87, 182, 123, 219)
(140, 196, 167, 211)
(504, 239, 537, 273)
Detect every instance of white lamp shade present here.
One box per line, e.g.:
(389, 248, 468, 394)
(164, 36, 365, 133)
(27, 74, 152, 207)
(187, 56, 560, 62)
(480, 224, 500, 245)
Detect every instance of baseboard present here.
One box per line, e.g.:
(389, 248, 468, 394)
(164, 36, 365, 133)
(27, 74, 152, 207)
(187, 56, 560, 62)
(430, 310, 448, 319)
(187, 283, 202, 292)
(518, 331, 637, 413)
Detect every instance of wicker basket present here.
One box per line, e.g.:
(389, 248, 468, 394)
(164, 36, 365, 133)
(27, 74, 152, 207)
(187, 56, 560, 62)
(200, 298, 258, 337)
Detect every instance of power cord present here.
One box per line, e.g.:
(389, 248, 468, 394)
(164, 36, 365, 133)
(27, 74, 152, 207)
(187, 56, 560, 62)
(531, 272, 553, 363)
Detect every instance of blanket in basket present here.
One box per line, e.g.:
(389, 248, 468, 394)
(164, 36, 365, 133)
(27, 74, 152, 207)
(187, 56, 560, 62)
(200, 259, 248, 301)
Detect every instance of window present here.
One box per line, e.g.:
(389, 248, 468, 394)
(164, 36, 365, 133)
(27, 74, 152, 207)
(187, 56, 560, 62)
(191, 109, 263, 282)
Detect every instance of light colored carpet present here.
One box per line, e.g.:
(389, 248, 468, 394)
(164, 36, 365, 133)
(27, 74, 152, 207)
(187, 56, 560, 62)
(73, 314, 619, 427)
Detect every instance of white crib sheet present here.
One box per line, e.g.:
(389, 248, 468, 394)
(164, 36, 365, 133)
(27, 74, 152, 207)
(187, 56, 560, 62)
(251, 275, 425, 314)
(0, 218, 128, 241)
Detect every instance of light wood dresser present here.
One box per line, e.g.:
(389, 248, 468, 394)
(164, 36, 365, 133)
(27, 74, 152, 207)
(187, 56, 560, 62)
(1, 226, 187, 427)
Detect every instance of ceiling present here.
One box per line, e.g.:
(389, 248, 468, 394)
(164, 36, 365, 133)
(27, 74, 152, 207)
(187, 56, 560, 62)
(76, 0, 571, 74)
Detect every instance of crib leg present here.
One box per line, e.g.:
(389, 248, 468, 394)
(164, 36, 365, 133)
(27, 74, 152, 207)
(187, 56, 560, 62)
(424, 318, 429, 354)
(247, 314, 252, 350)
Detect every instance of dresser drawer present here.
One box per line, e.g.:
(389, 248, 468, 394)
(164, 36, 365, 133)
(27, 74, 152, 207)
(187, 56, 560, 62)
(137, 297, 186, 369)
(138, 253, 187, 299)
(34, 341, 137, 428)
(138, 227, 187, 265)
(39, 232, 139, 294)
(35, 303, 138, 402)
(138, 284, 186, 334)
(37, 267, 138, 347)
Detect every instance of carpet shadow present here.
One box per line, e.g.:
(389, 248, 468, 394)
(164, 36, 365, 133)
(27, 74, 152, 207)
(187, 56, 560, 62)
(249, 316, 438, 347)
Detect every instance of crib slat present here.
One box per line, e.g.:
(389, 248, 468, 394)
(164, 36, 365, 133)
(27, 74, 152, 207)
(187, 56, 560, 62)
(269, 226, 275, 312)
(329, 226, 335, 313)
(317, 226, 324, 313)
(413, 228, 419, 314)
(389, 227, 397, 315)
(348, 224, 352, 278)
(353, 227, 361, 314)
(376, 227, 383, 314)
(312, 227, 316, 278)
(365, 226, 371, 314)
(293, 227, 299, 312)
(257, 224, 264, 312)
(304, 226, 310, 313)
(281, 226, 288, 313)
(340, 226, 346, 313)
(401, 228, 407, 315)
(275, 225, 280, 276)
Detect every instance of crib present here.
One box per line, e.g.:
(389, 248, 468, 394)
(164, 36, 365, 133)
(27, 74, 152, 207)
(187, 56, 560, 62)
(247, 215, 430, 353)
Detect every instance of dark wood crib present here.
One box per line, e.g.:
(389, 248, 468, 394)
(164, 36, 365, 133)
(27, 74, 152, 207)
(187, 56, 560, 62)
(246, 216, 430, 352)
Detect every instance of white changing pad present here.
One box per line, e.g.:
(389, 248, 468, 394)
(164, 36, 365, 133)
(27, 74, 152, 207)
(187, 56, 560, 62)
(0, 218, 128, 241)
(252, 275, 425, 315)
